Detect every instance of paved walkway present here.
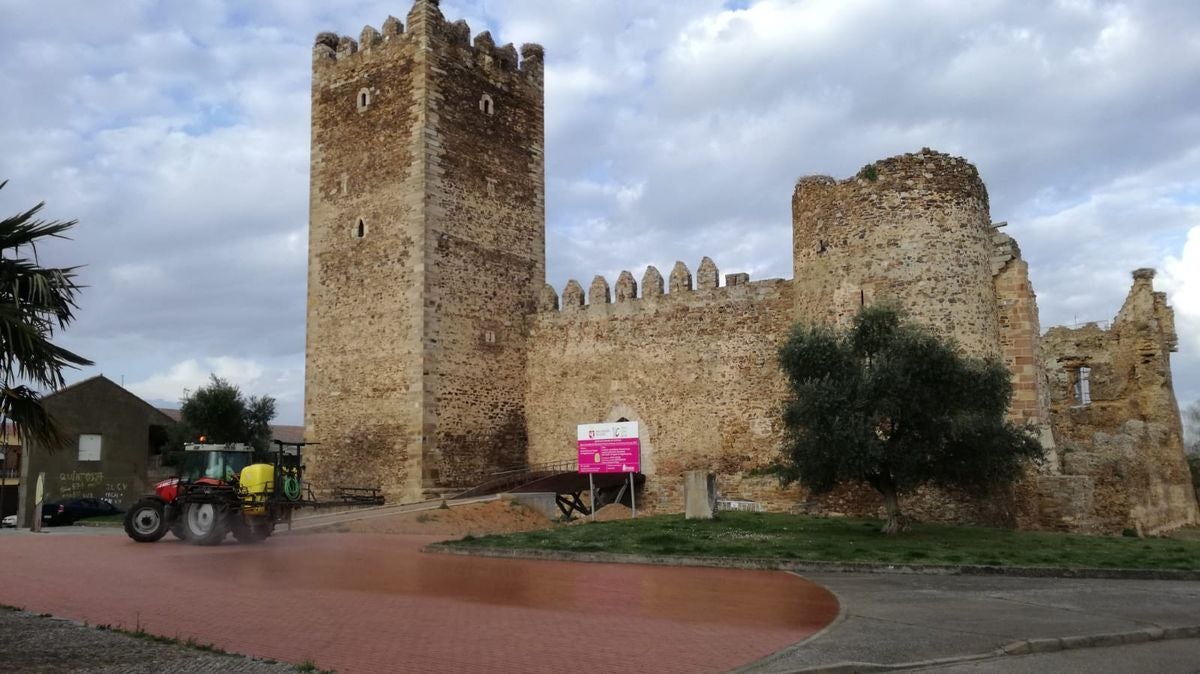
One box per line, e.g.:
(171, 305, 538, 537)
(742, 572, 1200, 672)
(0, 532, 837, 673)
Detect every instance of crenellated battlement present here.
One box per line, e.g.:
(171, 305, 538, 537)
(312, 0, 544, 86)
(534, 258, 785, 321)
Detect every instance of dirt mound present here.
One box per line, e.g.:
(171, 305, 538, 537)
(330, 499, 557, 537)
(593, 503, 635, 522)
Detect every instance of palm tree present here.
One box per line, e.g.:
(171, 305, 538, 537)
(0, 180, 92, 451)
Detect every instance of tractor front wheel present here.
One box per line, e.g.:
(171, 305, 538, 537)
(124, 499, 168, 543)
(182, 502, 228, 545)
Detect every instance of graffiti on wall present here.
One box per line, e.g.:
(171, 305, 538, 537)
(58, 471, 128, 504)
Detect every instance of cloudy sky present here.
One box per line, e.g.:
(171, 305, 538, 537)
(1, 0, 1198, 428)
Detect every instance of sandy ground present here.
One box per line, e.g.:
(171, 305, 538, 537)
(320, 499, 558, 536)
(308, 499, 640, 537)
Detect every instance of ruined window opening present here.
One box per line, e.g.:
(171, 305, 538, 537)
(357, 88, 371, 111)
(486, 177, 497, 197)
(355, 218, 366, 239)
(1073, 366, 1092, 405)
(484, 330, 496, 344)
(479, 93, 494, 115)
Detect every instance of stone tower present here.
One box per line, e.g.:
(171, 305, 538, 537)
(791, 149, 1002, 359)
(304, 0, 545, 500)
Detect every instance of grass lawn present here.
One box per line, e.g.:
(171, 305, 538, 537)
(445, 511, 1200, 571)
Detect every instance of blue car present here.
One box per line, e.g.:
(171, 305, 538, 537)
(41, 498, 123, 526)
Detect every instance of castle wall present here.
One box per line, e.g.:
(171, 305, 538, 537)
(302, 6, 1193, 534)
(992, 231, 1058, 465)
(1041, 270, 1199, 534)
(524, 267, 800, 512)
(305, 19, 427, 498)
(792, 150, 1001, 359)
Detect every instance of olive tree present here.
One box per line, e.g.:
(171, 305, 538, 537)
(777, 305, 1044, 534)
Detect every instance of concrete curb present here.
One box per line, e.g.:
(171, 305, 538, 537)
(424, 543, 1200, 581)
(782, 626, 1200, 673)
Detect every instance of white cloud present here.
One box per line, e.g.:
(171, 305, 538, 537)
(128, 357, 265, 403)
(1160, 225, 1200, 410)
(2, 0, 1200, 425)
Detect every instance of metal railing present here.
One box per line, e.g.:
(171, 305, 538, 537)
(451, 459, 579, 500)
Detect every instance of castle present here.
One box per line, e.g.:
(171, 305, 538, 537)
(304, 0, 1198, 534)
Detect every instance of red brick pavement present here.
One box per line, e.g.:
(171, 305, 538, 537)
(0, 533, 838, 673)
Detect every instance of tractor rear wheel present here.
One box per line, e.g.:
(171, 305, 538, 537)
(124, 499, 168, 543)
(182, 502, 228, 545)
(169, 522, 188, 540)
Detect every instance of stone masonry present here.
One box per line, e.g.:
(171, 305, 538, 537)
(305, 1, 1198, 532)
(1040, 270, 1199, 534)
(305, 0, 544, 501)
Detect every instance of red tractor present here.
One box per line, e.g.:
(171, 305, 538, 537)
(123, 441, 382, 545)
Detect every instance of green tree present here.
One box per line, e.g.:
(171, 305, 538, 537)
(1185, 402, 1200, 499)
(1185, 401, 1199, 455)
(0, 181, 92, 450)
(777, 305, 1044, 535)
(168, 375, 277, 462)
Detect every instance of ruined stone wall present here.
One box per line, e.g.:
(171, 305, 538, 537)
(304, 0, 544, 498)
(524, 261, 798, 512)
(1042, 270, 1199, 534)
(421, 10, 545, 487)
(792, 150, 1001, 359)
(305, 15, 426, 499)
(992, 232, 1058, 466)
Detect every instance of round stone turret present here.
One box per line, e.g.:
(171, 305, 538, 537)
(792, 149, 1000, 357)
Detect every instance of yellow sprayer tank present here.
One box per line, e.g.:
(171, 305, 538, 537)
(240, 463, 274, 515)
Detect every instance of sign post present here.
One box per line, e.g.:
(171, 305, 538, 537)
(630, 472, 636, 518)
(589, 473, 595, 522)
(577, 421, 640, 520)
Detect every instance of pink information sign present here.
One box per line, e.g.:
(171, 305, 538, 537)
(577, 421, 641, 474)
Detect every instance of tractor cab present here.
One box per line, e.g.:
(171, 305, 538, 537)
(180, 443, 254, 485)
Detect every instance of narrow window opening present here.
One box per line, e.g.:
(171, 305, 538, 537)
(355, 218, 366, 239)
(479, 93, 494, 115)
(1073, 366, 1092, 405)
(484, 330, 496, 344)
(357, 88, 371, 111)
(486, 177, 497, 197)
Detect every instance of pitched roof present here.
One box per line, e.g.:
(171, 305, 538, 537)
(46, 375, 176, 426)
